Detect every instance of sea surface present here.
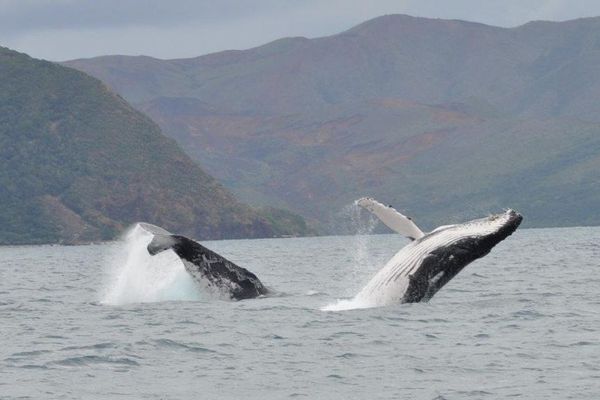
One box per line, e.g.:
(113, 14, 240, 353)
(1, 226, 599, 399)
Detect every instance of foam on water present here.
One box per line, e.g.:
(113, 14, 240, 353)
(101, 224, 202, 305)
(321, 297, 373, 311)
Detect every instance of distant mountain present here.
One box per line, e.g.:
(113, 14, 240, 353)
(65, 15, 600, 230)
(0, 46, 313, 245)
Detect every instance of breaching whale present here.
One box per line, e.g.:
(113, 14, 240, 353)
(353, 198, 523, 306)
(138, 223, 269, 300)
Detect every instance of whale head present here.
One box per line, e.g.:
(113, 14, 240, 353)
(430, 209, 523, 249)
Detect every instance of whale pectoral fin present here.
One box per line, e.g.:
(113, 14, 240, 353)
(356, 197, 425, 240)
(147, 234, 177, 255)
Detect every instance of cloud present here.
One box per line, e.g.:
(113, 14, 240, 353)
(1, 0, 600, 61)
(0, 0, 260, 32)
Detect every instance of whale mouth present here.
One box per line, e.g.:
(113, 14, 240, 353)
(507, 209, 523, 221)
(456, 209, 523, 242)
(499, 209, 523, 233)
(470, 209, 523, 255)
(489, 209, 520, 221)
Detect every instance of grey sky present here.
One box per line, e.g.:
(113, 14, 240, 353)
(2, 0, 600, 61)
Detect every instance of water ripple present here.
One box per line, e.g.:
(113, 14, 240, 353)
(153, 338, 218, 354)
(2, 229, 600, 399)
(47, 355, 140, 367)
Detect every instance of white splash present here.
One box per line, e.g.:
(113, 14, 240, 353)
(345, 202, 379, 293)
(321, 202, 381, 311)
(101, 224, 202, 305)
(321, 297, 374, 312)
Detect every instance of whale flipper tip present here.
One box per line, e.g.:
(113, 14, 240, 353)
(147, 234, 177, 256)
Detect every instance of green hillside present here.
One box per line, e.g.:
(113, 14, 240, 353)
(0, 46, 312, 244)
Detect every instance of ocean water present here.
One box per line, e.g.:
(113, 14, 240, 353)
(1, 226, 599, 399)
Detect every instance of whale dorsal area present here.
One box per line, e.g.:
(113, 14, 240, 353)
(357, 197, 425, 240)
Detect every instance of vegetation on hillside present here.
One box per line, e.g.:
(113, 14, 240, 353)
(0, 46, 313, 244)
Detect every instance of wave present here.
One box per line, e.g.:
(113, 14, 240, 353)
(48, 355, 140, 367)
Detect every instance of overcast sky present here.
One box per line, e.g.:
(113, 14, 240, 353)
(2, 0, 600, 61)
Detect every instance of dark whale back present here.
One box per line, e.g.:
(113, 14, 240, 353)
(147, 234, 269, 300)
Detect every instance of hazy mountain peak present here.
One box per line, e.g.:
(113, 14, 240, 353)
(345, 13, 502, 36)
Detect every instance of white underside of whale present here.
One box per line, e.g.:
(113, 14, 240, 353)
(348, 199, 515, 308)
(354, 218, 504, 307)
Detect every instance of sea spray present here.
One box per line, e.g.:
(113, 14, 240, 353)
(101, 224, 202, 305)
(321, 202, 381, 310)
(344, 201, 379, 294)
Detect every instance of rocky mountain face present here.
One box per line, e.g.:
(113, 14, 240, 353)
(0, 46, 312, 244)
(65, 15, 600, 230)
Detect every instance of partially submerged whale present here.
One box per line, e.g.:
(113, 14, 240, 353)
(138, 223, 269, 300)
(354, 198, 523, 306)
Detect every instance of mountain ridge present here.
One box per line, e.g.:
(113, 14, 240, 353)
(63, 14, 600, 230)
